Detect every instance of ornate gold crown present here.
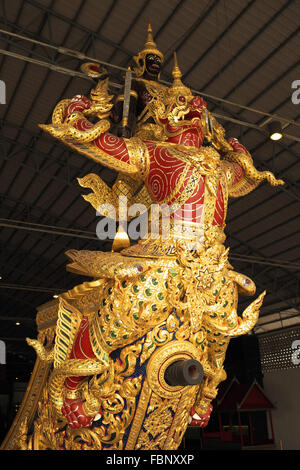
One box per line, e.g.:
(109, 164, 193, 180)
(167, 52, 193, 102)
(133, 22, 164, 77)
(147, 53, 193, 125)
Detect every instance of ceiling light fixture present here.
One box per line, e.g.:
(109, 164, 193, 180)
(268, 121, 283, 141)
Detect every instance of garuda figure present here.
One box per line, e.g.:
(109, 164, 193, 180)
(14, 46, 283, 451)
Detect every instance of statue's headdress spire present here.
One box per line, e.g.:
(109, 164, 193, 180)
(168, 52, 192, 97)
(172, 52, 184, 87)
(133, 21, 164, 77)
(143, 22, 158, 53)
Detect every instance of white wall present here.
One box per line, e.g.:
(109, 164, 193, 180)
(263, 368, 300, 450)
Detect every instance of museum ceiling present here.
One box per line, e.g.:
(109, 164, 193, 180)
(0, 0, 299, 378)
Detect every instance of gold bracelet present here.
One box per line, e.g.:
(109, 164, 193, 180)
(129, 90, 138, 100)
(82, 396, 100, 417)
(122, 116, 128, 127)
(115, 94, 124, 103)
(63, 388, 82, 400)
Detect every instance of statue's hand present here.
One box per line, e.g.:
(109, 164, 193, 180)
(66, 95, 92, 117)
(227, 137, 248, 155)
(62, 397, 99, 429)
(116, 125, 132, 138)
(189, 95, 206, 111)
(188, 404, 213, 428)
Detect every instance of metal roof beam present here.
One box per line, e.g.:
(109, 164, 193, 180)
(0, 240, 72, 284)
(0, 4, 127, 236)
(0, 133, 96, 187)
(108, 0, 150, 65)
(24, 0, 136, 58)
(228, 198, 297, 236)
(0, 0, 56, 121)
(235, 213, 300, 251)
(182, 0, 256, 80)
(0, 1, 96, 201)
(0, 316, 35, 323)
(229, 233, 300, 302)
(198, 0, 296, 100)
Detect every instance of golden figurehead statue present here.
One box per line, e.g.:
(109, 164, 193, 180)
(1, 35, 284, 451)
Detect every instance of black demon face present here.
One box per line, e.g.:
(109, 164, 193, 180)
(145, 54, 162, 76)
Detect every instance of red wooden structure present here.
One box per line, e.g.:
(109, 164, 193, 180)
(203, 377, 275, 447)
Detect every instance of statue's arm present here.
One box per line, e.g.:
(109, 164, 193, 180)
(40, 92, 148, 178)
(207, 113, 283, 195)
(221, 137, 284, 197)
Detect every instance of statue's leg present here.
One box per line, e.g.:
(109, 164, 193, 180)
(191, 277, 239, 420)
(195, 331, 229, 416)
